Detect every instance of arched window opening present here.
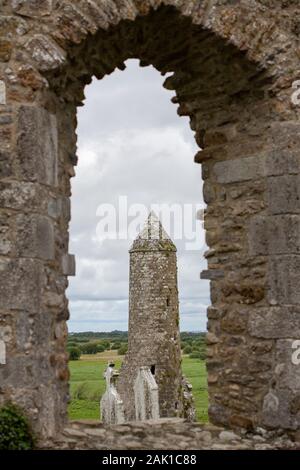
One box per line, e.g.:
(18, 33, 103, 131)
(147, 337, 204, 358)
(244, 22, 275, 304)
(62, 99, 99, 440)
(67, 59, 210, 423)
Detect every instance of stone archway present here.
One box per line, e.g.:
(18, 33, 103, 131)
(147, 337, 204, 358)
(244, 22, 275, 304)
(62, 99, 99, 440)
(1, 1, 300, 441)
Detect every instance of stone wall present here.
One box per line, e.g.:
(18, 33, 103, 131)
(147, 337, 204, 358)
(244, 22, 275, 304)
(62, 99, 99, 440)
(43, 419, 298, 450)
(0, 0, 300, 443)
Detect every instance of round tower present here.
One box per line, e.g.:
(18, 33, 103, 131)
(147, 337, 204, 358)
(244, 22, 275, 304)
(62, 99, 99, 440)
(117, 212, 184, 420)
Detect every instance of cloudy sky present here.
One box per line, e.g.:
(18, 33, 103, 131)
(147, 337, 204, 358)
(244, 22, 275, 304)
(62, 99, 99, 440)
(67, 60, 210, 332)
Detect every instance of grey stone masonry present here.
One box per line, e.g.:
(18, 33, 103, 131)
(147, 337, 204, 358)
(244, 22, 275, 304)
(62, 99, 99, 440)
(117, 213, 193, 421)
(43, 420, 298, 450)
(0, 81, 6, 105)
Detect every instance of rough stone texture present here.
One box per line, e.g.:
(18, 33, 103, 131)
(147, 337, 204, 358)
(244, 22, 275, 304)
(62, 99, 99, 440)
(268, 256, 300, 305)
(213, 156, 265, 184)
(116, 214, 192, 421)
(249, 215, 300, 255)
(0, 0, 300, 446)
(25, 35, 66, 72)
(17, 106, 58, 185)
(41, 419, 299, 450)
(0, 259, 42, 311)
(249, 307, 300, 339)
(0, 81, 6, 105)
(0, 339, 5, 365)
(15, 213, 55, 260)
(61, 253, 75, 276)
(12, 0, 53, 17)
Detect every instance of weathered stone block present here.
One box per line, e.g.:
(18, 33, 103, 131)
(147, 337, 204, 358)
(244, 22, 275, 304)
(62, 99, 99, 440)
(268, 255, 300, 305)
(0, 214, 11, 255)
(0, 181, 46, 211)
(265, 149, 299, 177)
(203, 181, 215, 203)
(0, 340, 5, 365)
(35, 310, 54, 346)
(0, 259, 42, 311)
(269, 122, 300, 165)
(262, 389, 300, 430)
(25, 35, 66, 71)
(47, 197, 70, 220)
(248, 215, 300, 255)
(249, 307, 300, 339)
(16, 214, 55, 260)
(0, 126, 11, 150)
(267, 175, 300, 214)
(15, 309, 53, 352)
(3, 354, 51, 388)
(221, 310, 248, 334)
(54, 321, 67, 340)
(213, 156, 265, 184)
(0, 81, 6, 105)
(17, 106, 58, 186)
(44, 292, 64, 309)
(80, 0, 118, 26)
(208, 404, 230, 427)
(201, 269, 224, 280)
(0, 326, 11, 345)
(248, 216, 268, 255)
(15, 311, 32, 353)
(12, 0, 53, 17)
(47, 198, 61, 219)
(0, 151, 12, 178)
(275, 340, 300, 391)
(61, 254, 75, 276)
(0, 115, 12, 125)
(0, 15, 28, 36)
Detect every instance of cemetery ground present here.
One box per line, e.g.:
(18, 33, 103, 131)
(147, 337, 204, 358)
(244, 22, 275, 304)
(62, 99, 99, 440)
(68, 351, 208, 422)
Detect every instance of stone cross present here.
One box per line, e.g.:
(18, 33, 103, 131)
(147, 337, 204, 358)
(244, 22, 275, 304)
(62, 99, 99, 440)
(100, 363, 125, 425)
(134, 366, 160, 421)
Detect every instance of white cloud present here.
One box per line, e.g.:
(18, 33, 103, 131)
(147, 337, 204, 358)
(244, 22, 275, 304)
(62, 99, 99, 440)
(69, 299, 129, 331)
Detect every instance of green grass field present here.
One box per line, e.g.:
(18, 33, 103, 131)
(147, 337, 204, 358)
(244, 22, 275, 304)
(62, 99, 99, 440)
(68, 351, 208, 422)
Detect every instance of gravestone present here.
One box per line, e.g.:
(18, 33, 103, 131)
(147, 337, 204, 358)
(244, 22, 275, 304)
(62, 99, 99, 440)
(100, 363, 125, 425)
(134, 367, 160, 421)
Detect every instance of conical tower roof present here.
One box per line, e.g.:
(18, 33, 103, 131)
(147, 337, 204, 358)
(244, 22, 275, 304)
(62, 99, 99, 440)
(130, 212, 176, 252)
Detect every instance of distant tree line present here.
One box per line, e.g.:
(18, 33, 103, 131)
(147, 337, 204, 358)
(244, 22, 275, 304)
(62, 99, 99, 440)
(67, 331, 206, 362)
(67, 335, 128, 361)
(180, 333, 206, 360)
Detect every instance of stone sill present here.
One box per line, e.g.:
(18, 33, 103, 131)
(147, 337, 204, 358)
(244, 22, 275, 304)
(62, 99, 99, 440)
(38, 419, 298, 450)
